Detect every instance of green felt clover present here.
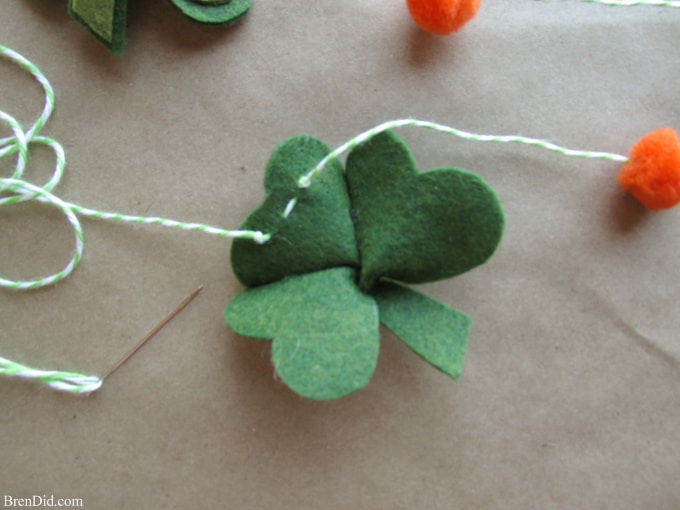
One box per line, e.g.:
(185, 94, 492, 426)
(67, 0, 251, 55)
(225, 130, 504, 400)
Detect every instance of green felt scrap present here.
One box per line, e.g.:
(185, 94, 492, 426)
(67, 0, 249, 55)
(169, 0, 252, 24)
(371, 282, 471, 379)
(231, 136, 359, 287)
(346, 131, 505, 291)
(68, 0, 127, 55)
(225, 268, 379, 400)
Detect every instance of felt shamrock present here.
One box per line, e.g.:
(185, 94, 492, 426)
(225, 131, 505, 400)
(67, 0, 251, 55)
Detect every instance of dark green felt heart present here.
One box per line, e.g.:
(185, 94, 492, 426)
(225, 267, 379, 400)
(346, 131, 505, 291)
(231, 136, 359, 287)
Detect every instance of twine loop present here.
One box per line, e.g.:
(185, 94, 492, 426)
(1, 44, 270, 291)
(0, 46, 84, 290)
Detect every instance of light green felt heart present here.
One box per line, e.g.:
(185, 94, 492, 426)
(225, 268, 379, 400)
(346, 131, 505, 291)
(68, 0, 127, 55)
(371, 282, 471, 379)
(231, 136, 359, 287)
(169, 0, 252, 24)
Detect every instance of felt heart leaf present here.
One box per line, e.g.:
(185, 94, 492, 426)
(68, 0, 127, 55)
(169, 0, 252, 23)
(346, 130, 505, 291)
(68, 0, 249, 55)
(231, 136, 359, 287)
(371, 282, 471, 379)
(225, 268, 379, 400)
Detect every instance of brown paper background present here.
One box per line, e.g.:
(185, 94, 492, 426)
(1, 1, 679, 508)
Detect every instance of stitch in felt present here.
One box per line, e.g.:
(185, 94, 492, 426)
(230, 136, 360, 287)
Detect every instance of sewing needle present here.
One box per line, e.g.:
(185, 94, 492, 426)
(100, 285, 204, 382)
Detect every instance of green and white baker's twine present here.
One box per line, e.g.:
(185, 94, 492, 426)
(0, 356, 102, 393)
(298, 119, 628, 188)
(538, 0, 680, 6)
(1, 45, 628, 394)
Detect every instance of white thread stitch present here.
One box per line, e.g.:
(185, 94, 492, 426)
(283, 198, 298, 218)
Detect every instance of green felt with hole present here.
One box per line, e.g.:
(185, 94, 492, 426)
(169, 0, 252, 24)
(231, 136, 359, 287)
(226, 131, 505, 399)
(346, 131, 505, 291)
(68, 0, 127, 55)
(225, 268, 379, 400)
(371, 282, 471, 379)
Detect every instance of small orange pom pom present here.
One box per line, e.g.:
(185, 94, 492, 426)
(618, 128, 680, 211)
(406, 0, 480, 35)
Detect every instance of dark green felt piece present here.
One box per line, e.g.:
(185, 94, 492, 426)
(371, 282, 471, 379)
(346, 130, 505, 291)
(168, 0, 252, 24)
(225, 268, 380, 400)
(231, 136, 359, 287)
(68, 0, 127, 55)
(193, 0, 233, 4)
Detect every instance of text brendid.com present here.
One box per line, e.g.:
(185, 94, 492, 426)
(3, 495, 83, 508)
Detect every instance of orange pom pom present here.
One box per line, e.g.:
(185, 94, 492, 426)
(618, 128, 680, 211)
(406, 0, 480, 35)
